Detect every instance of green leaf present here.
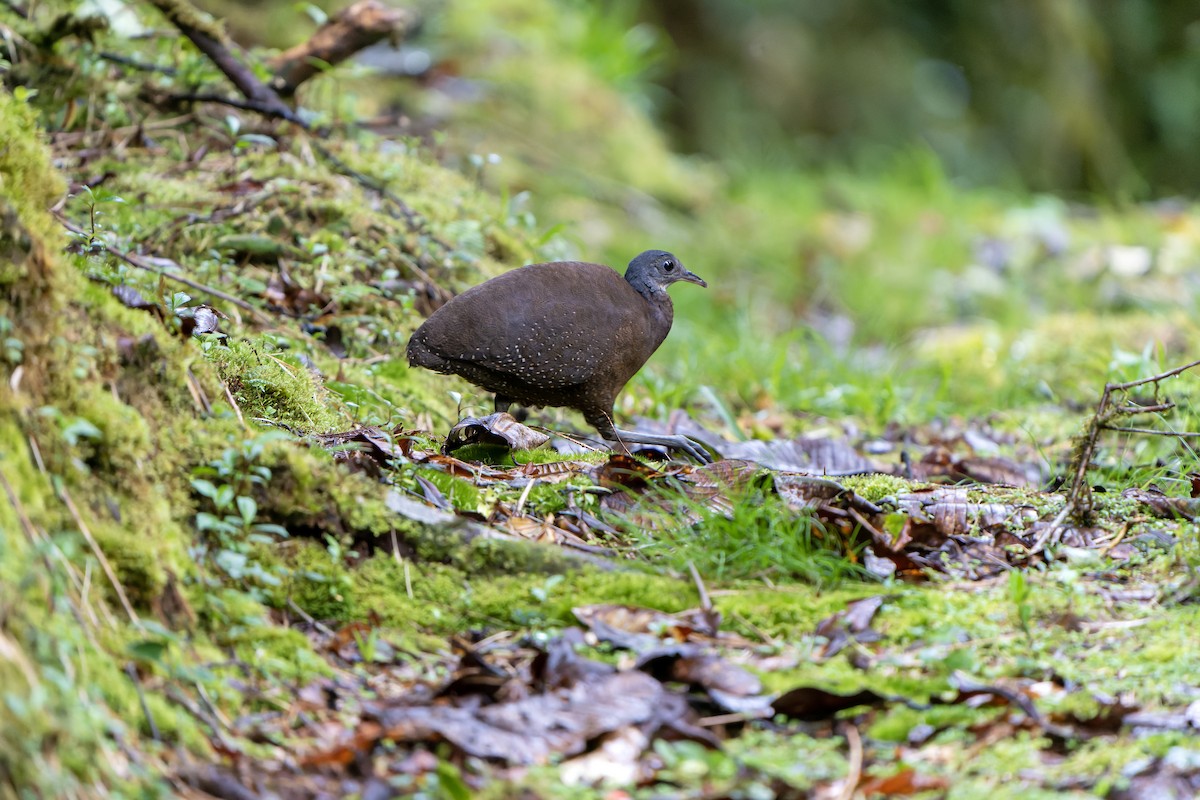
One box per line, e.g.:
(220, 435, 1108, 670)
(236, 495, 257, 524)
(127, 640, 167, 663)
(191, 479, 218, 500)
(434, 761, 472, 800)
(61, 418, 102, 446)
(215, 484, 235, 511)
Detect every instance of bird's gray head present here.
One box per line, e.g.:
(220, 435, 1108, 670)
(624, 250, 707, 296)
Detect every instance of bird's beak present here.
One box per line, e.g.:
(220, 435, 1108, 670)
(680, 268, 707, 288)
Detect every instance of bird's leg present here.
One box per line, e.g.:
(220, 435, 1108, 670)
(589, 411, 716, 464)
(494, 396, 530, 422)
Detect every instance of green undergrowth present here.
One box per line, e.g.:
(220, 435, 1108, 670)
(627, 485, 868, 585)
(5, 2, 1200, 795)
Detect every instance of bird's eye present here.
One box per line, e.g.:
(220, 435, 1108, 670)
(663, 260, 675, 271)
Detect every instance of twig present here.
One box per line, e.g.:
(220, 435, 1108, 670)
(0, 466, 42, 547)
(309, 140, 454, 255)
(530, 425, 607, 457)
(59, 485, 143, 629)
(268, 0, 419, 96)
(286, 598, 334, 635)
(1066, 358, 1200, 520)
(164, 686, 239, 752)
(950, 671, 1078, 740)
(125, 662, 162, 741)
(144, 0, 303, 125)
(0, 0, 29, 19)
(185, 368, 212, 414)
(0, 631, 38, 687)
(54, 211, 271, 325)
(137, 0, 452, 257)
(99, 51, 178, 75)
(1099, 521, 1130, 558)
(514, 477, 536, 515)
(687, 560, 712, 613)
(697, 711, 756, 727)
(165, 91, 305, 120)
(1114, 402, 1175, 415)
(222, 382, 247, 431)
(1109, 358, 1200, 391)
(1102, 425, 1200, 438)
(836, 722, 863, 800)
(730, 611, 779, 646)
(1031, 504, 1072, 554)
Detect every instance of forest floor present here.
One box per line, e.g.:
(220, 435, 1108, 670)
(2, 2, 1200, 799)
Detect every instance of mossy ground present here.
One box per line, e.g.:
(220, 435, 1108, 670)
(3, 1, 1200, 796)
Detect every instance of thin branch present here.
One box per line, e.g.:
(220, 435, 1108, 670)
(125, 662, 162, 741)
(59, 485, 143, 629)
(1107, 357, 1200, 392)
(268, 0, 419, 96)
(1114, 402, 1175, 415)
(1102, 425, 1200, 438)
(1066, 358, 1200, 520)
(836, 723, 863, 800)
(0, 0, 30, 19)
(99, 50, 178, 75)
(165, 91, 303, 121)
(54, 211, 272, 325)
(143, 0, 303, 125)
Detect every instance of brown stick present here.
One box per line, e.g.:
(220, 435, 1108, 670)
(0, 0, 29, 19)
(143, 0, 302, 126)
(1065, 357, 1200, 523)
(269, 0, 419, 96)
(54, 211, 272, 326)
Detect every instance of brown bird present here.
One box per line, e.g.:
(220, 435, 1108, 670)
(406, 250, 713, 462)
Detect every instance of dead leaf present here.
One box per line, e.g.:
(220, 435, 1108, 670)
(772, 686, 894, 721)
(813, 595, 891, 661)
(445, 412, 550, 453)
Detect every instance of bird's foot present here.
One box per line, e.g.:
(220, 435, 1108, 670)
(611, 427, 718, 465)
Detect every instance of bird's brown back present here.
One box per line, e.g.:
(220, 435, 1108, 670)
(407, 261, 673, 409)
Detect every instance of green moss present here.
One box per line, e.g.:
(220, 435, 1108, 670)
(839, 473, 920, 502)
(275, 539, 355, 621)
(206, 339, 342, 432)
(90, 520, 168, 608)
(0, 91, 65, 245)
(229, 625, 331, 684)
(353, 556, 471, 629)
(416, 468, 482, 512)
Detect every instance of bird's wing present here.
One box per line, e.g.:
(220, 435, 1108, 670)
(417, 263, 645, 389)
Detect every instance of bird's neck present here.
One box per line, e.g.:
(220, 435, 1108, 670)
(627, 278, 674, 330)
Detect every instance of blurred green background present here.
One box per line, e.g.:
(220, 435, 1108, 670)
(642, 0, 1200, 198)
(199, 0, 1200, 439)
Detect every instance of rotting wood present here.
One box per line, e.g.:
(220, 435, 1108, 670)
(268, 0, 420, 96)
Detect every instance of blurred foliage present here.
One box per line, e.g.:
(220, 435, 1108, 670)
(642, 0, 1200, 197)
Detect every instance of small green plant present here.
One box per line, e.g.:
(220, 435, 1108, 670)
(190, 433, 291, 590)
(1008, 569, 1033, 640)
(629, 482, 865, 586)
(76, 184, 125, 253)
(0, 314, 22, 364)
(529, 574, 565, 603)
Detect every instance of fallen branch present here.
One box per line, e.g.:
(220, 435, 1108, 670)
(142, 0, 456, 260)
(268, 0, 420, 96)
(163, 91, 302, 120)
(54, 211, 272, 326)
(0, 0, 30, 19)
(143, 0, 302, 126)
(1064, 356, 1200, 524)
